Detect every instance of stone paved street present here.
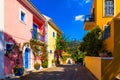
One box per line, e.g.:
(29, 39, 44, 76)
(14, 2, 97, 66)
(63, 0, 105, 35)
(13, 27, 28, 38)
(15, 65, 97, 80)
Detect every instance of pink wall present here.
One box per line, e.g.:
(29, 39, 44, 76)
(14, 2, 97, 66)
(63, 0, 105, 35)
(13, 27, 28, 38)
(4, 0, 46, 76)
(4, 0, 33, 75)
(4, 0, 33, 44)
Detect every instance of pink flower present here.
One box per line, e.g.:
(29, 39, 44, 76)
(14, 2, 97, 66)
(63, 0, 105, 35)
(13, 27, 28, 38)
(61, 40, 64, 42)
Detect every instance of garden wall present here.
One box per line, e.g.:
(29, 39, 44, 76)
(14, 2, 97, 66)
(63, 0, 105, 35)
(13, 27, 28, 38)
(85, 56, 114, 80)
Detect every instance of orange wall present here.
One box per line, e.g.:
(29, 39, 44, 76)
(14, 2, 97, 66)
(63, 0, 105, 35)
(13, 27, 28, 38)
(96, 0, 112, 29)
(101, 18, 120, 80)
(101, 59, 120, 80)
(114, 19, 120, 58)
(85, 0, 120, 80)
(85, 56, 101, 80)
(85, 56, 116, 80)
(103, 20, 114, 54)
(93, 0, 120, 30)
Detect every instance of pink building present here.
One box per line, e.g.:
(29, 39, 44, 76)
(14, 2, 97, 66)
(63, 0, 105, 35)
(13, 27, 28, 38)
(0, 0, 46, 78)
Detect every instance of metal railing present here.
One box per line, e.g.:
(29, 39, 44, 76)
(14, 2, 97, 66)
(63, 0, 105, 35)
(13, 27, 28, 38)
(84, 15, 94, 22)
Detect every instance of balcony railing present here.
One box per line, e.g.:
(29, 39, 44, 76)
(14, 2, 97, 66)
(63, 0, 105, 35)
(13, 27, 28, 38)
(39, 35, 45, 42)
(84, 15, 95, 22)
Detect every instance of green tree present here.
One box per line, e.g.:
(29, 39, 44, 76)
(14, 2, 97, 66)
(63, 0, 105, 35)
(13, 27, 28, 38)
(67, 40, 81, 62)
(55, 34, 69, 65)
(56, 34, 68, 51)
(80, 26, 103, 56)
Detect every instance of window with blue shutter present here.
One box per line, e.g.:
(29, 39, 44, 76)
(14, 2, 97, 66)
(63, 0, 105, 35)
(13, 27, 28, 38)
(32, 24, 38, 40)
(103, 25, 110, 40)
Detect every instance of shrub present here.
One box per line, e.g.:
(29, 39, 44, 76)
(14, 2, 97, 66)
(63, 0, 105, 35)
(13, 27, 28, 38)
(42, 60, 48, 68)
(80, 26, 103, 56)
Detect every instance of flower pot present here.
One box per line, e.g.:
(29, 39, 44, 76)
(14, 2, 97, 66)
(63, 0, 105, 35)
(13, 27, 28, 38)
(99, 53, 107, 57)
(52, 63, 56, 66)
(14, 68, 23, 76)
(34, 63, 40, 70)
(36, 66, 40, 70)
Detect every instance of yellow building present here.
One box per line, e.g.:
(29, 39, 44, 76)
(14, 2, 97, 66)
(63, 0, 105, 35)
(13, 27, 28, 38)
(44, 15, 62, 68)
(84, 0, 120, 31)
(84, 0, 120, 80)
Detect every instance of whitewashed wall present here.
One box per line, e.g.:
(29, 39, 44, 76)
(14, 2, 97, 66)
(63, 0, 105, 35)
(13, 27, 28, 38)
(0, 0, 5, 78)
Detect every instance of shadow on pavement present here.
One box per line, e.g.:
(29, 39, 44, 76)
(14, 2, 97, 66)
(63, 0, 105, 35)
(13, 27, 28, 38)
(15, 65, 97, 80)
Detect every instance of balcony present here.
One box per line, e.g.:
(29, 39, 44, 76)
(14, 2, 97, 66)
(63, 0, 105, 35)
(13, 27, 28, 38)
(39, 35, 45, 42)
(84, 15, 96, 30)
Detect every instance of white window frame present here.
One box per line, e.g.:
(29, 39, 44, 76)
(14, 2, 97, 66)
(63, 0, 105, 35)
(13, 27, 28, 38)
(103, 0, 114, 17)
(19, 8, 27, 24)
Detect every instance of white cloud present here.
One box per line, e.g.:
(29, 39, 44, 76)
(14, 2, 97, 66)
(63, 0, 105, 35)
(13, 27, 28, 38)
(75, 15, 84, 21)
(85, 0, 90, 3)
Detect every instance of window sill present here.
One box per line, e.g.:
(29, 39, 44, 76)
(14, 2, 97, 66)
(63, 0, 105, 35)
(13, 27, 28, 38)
(20, 20, 26, 25)
(103, 15, 114, 18)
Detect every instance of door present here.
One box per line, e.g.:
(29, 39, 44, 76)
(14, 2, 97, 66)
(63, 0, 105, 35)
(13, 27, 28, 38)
(24, 48, 30, 69)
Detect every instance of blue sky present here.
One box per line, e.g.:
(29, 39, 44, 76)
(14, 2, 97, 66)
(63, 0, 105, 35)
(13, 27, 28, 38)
(30, 0, 92, 41)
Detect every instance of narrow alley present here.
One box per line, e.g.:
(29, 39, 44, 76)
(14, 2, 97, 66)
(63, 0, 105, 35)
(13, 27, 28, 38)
(15, 65, 97, 80)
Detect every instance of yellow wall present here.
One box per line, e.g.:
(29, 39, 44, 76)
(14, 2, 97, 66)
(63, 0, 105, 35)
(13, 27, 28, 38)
(47, 23, 57, 68)
(101, 59, 120, 80)
(114, 19, 120, 58)
(93, 0, 120, 29)
(85, 56, 101, 80)
(84, 0, 120, 80)
(85, 56, 116, 80)
(85, 16, 120, 80)
(103, 19, 114, 54)
(107, 19, 120, 80)
(84, 0, 120, 30)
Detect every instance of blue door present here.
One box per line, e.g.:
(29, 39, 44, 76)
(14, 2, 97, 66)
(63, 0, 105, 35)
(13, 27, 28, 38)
(24, 48, 30, 69)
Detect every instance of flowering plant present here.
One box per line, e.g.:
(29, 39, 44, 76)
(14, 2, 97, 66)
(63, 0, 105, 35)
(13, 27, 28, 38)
(56, 35, 68, 51)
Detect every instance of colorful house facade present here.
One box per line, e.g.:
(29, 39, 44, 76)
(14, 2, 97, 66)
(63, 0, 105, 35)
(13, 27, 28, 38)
(0, 0, 46, 78)
(44, 15, 62, 68)
(84, 0, 120, 80)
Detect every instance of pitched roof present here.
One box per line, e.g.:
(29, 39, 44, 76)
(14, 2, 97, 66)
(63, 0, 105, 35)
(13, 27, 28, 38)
(20, 0, 46, 22)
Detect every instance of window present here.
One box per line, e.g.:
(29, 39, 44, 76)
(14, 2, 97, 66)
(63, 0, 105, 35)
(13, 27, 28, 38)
(104, 0, 114, 16)
(50, 50, 52, 54)
(32, 24, 38, 40)
(103, 25, 110, 40)
(52, 32, 55, 38)
(20, 10, 26, 23)
(5, 42, 14, 53)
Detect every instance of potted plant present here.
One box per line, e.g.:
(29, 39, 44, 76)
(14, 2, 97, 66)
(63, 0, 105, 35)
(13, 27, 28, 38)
(99, 49, 108, 57)
(42, 60, 48, 68)
(34, 62, 40, 70)
(13, 65, 24, 76)
(52, 59, 56, 66)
